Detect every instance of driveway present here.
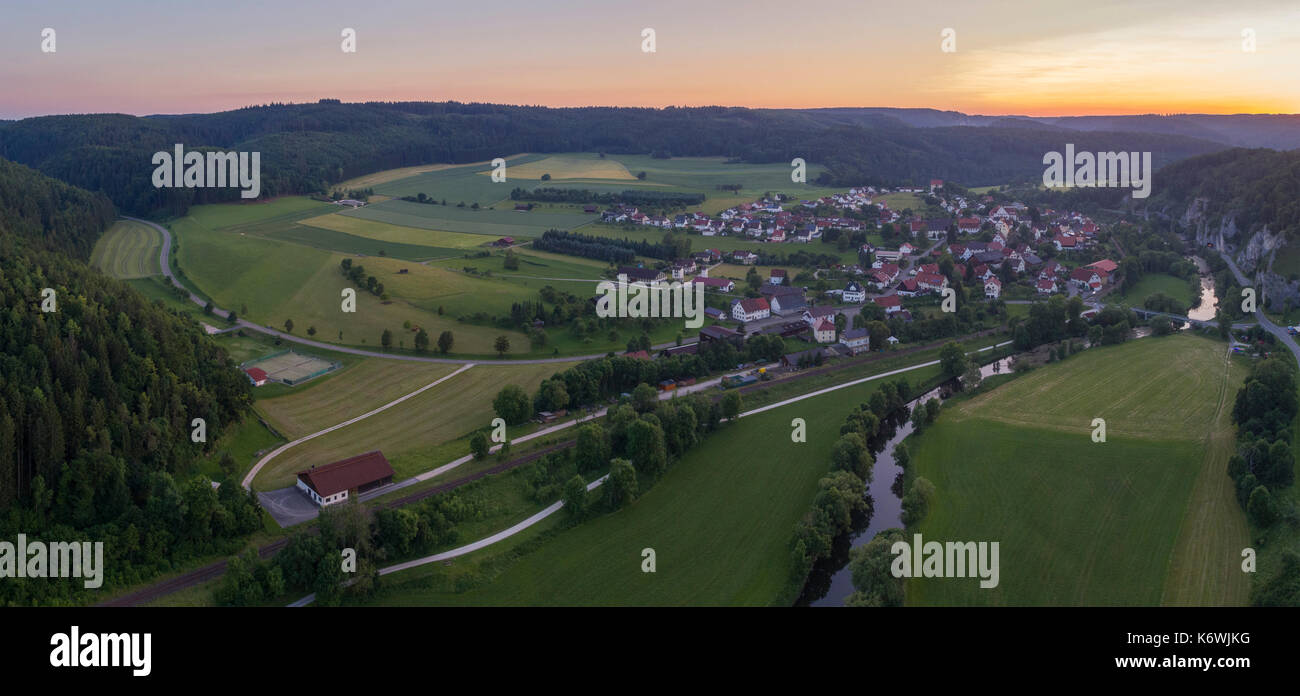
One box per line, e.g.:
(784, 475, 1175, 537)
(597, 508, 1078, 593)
(257, 488, 321, 527)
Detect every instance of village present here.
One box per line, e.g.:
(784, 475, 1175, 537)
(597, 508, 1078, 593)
(598, 179, 1120, 365)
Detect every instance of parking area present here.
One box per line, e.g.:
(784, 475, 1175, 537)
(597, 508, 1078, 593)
(257, 487, 320, 527)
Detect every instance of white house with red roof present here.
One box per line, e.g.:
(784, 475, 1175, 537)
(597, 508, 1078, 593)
(769, 268, 787, 285)
(873, 294, 903, 314)
(1037, 277, 1058, 294)
(984, 277, 1002, 299)
(813, 318, 837, 344)
(732, 297, 770, 322)
(916, 272, 949, 293)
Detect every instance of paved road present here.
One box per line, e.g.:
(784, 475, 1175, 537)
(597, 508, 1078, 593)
(1215, 239, 1300, 367)
(131, 216, 676, 365)
(286, 339, 1013, 605)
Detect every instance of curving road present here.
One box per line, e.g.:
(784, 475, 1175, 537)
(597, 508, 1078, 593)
(130, 216, 676, 365)
(1214, 234, 1300, 367)
(285, 339, 1014, 606)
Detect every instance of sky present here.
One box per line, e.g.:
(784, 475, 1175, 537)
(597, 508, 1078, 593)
(2, 0, 1298, 119)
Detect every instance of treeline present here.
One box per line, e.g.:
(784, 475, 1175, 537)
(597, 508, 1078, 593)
(489, 337, 780, 426)
(0, 101, 1228, 217)
(532, 229, 674, 263)
(510, 187, 705, 208)
(785, 377, 919, 604)
(1226, 359, 1299, 606)
(1009, 295, 1132, 351)
(221, 382, 744, 606)
(0, 156, 257, 605)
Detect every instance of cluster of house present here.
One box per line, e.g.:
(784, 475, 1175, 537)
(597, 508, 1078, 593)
(600, 186, 916, 243)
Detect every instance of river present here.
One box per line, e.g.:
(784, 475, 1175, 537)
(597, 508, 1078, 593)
(803, 355, 1014, 606)
(1185, 256, 1218, 322)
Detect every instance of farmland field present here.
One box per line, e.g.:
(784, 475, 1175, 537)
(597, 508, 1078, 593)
(299, 213, 505, 250)
(908, 334, 1249, 606)
(250, 361, 575, 490)
(257, 359, 458, 437)
(90, 219, 163, 278)
(492, 155, 635, 181)
(340, 199, 598, 238)
(364, 363, 945, 606)
(171, 201, 534, 355)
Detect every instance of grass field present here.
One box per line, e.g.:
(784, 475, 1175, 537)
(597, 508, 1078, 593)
(1118, 273, 1196, 311)
(256, 360, 458, 438)
(299, 213, 504, 250)
(341, 199, 597, 238)
(250, 362, 575, 490)
(90, 220, 162, 278)
(365, 363, 944, 606)
(171, 200, 535, 355)
(492, 154, 635, 181)
(908, 334, 1250, 606)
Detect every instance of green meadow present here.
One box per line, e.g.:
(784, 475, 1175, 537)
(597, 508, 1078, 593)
(90, 219, 163, 278)
(908, 334, 1250, 606)
(1117, 272, 1196, 311)
(251, 361, 576, 490)
(363, 363, 944, 606)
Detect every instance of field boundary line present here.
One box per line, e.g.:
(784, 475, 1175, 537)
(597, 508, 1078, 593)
(241, 363, 475, 490)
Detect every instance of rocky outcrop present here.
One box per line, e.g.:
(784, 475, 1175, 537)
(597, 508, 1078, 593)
(1177, 198, 1300, 309)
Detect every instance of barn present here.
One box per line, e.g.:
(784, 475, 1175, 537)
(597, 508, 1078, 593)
(296, 451, 395, 506)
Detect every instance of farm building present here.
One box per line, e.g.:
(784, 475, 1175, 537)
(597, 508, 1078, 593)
(296, 451, 395, 507)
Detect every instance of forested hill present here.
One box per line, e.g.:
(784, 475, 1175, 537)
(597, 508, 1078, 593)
(0, 157, 115, 259)
(1143, 148, 1300, 238)
(0, 101, 1228, 217)
(0, 158, 257, 605)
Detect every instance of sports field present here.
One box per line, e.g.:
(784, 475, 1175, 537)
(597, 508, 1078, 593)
(242, 350, 340, 385)
(367, 364, 945, 606)
(250, 361, 576, 490)
(908, 334, 1250, 606)
(90, 220, 162, 278)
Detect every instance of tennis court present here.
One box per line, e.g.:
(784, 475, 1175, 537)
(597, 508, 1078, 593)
(240, 350, 340, 386)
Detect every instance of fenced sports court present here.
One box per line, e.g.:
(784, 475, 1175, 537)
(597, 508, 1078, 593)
(240, 350, 340, 386)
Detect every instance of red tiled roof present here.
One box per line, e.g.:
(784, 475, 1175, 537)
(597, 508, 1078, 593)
(874, 294, 902, 307)
(245, 367, 268, 382)
(297, 451, 394, 497)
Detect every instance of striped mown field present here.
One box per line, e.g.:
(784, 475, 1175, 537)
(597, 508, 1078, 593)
(90, 220, 163, 278)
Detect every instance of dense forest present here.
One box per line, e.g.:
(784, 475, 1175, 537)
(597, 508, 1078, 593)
(0, 101, 1228, 218)
(1144, 148, 1300, 239)
(0, 157, 257, 605)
